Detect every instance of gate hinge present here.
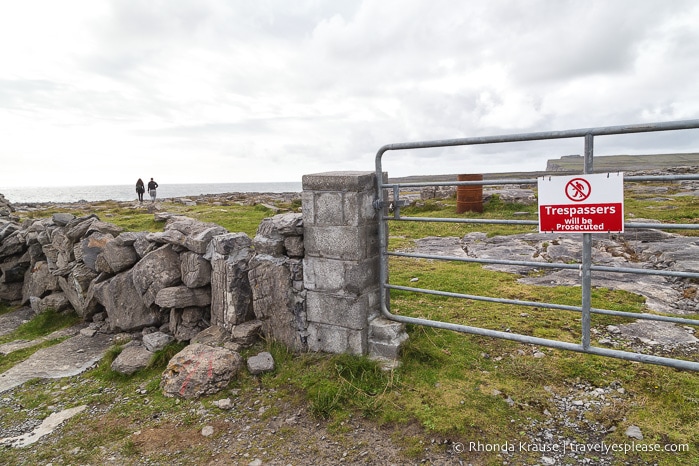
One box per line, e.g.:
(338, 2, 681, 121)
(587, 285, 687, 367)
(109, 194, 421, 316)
(373, 199, 409, 211)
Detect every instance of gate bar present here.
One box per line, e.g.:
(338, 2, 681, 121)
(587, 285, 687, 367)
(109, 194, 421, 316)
(388, 250, 699, 280)
(386, 215, 699, 231)
(389, 282, 699, 327)
(382, 309, 699, 372)
(375, 119, 699, 159)
(383, 173, 699, 188)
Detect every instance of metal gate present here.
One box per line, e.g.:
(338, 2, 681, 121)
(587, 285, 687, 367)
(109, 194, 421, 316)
(374, 119, 699, 371)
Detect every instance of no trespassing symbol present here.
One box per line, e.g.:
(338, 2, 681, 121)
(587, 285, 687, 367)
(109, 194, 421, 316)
(538, 173, 624, 233)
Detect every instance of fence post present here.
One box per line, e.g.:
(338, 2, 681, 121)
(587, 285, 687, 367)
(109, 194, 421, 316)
(301, 171, 386, 355)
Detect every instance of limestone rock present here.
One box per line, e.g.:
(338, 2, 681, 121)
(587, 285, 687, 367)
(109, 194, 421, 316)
(146, 230, 188, 250)
(231, 320, 263, 347)
(35, 292, 71, 313)
(253, 235, 285, 256)
(0, 230, 25, 259)
(51, 212, 75, 227)
(247, 351, 275, 375)
(22, 261, 59, 304)
(143, 331, 174, 352)
(0, 222, 20, 244)
(161, 343, 243, 399)
(164, 217, 228, 254)
(99, 239, 140, 274)
(155, 286, 211, 308)
(191, 325, 230, 347)
(134, 234, 157, 258)
(93, 270, 162, 332)
(0, 281, 22, 303)
(209, 233, 254, 329)
(254, 213, 303, 257)
(369, 317, 408, 360)
(284, 236, 304, 258)
(64, 215, 99, 242)
(257, 213, 303, 237)
(132, 245, 182, 307)
(80, 232, 115, 272)
(170, 307, 209, 342)
(85, 220, 123, 238)
(50, 230, 75, 270)
(206, 232, 253, 259)
(213, 398, 233, 410)
(0, 256, 29, 284)
(248, 254, 307, 352)
(181, 251, 212, 288)
(57, 264, 99, 318)
(625, 425, 643, 440)
(111, 344, 153, 375)
(618, 321, 699, 345)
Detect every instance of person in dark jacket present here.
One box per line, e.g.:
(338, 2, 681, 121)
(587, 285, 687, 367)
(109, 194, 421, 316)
(136, 178, 145, 202)
(147, 178, 159, 202)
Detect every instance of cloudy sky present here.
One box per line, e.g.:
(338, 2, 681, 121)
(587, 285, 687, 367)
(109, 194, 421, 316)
(1, 0, 698, 188)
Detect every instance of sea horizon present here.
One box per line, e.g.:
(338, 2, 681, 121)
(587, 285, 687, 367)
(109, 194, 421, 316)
(0, 181, 303, 204)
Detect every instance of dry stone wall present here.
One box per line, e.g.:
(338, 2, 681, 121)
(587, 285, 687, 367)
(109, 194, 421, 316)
(1, 175, 406, 365)
(0, 206, 309, 352)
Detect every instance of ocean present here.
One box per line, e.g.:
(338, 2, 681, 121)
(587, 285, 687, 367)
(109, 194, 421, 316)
(0, 181, 303, 204)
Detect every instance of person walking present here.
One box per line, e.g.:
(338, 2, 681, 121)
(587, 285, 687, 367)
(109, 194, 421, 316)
(136, 178, 145, 202)
(147, 177, 159, 202)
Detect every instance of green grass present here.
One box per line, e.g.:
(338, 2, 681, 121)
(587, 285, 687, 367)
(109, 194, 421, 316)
(625, 192, 699, 235)
(16, 200, 283, 238)
(387, 257, 646, 340)
(0, 309, 81, 345)
(0, 309, 82, 373)
(0, 302, 14, 315)
(162, 203, 277, 237)
(388, 197, 539, 250)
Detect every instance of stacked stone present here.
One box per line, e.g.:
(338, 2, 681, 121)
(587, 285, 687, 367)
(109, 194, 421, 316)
(0, 193, 16, 221)
(0, 211, 250, 341)
(301, 171, 408, 359)
(1, 203, 315, 342)
(248, 212, 308, 352)
(0, 194, 24, 303)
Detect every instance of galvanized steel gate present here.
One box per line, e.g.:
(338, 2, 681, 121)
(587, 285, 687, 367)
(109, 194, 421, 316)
(374, 120, 699, 371)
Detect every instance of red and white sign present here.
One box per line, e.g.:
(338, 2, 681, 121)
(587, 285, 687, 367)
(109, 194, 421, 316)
(538, 173, 624, 233)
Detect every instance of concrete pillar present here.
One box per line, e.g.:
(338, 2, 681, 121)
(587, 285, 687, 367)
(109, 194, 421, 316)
(302, 171, 382, 355)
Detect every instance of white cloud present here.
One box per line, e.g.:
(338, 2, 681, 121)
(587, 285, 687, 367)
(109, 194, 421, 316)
(1, 0, 698, 188)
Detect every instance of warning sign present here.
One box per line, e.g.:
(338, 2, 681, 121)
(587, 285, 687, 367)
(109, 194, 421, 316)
(538, 173, 624, 233)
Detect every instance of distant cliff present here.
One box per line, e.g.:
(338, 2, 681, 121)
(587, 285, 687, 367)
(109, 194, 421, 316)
(546, 153, 699, 172)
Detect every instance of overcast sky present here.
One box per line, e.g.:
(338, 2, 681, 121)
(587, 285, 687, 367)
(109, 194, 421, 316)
(1, 0, 698, 188)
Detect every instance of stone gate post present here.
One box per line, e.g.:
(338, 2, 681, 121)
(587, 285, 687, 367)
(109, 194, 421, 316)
(302, 171, 397, 356)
